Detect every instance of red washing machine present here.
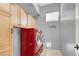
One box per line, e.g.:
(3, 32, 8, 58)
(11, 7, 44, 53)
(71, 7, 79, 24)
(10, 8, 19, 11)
(21, 28, 43, 56)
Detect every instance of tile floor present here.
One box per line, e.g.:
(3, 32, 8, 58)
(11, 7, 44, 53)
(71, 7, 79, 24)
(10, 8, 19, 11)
(40, 49, 62, 56)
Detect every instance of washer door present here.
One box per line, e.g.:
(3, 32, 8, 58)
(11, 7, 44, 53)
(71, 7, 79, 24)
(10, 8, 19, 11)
(36, 32, 41, 46)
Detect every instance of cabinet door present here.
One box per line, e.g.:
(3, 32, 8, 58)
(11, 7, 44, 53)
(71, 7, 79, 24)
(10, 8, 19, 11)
(28, 14, 36, 27)
(16, 5, 21, 26)
(0, 11, 12, 56)
(21, 8, 28, 27)
(10, 4, 18, 26)
(28, 14, 32, 26)
(32, 16, 36, 27)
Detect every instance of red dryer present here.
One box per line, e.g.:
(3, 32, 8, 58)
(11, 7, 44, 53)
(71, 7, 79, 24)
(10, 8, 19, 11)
(21, 28, 43, 56)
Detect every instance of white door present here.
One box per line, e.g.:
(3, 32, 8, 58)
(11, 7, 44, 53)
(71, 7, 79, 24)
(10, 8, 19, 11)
(75, 3, 79, 56)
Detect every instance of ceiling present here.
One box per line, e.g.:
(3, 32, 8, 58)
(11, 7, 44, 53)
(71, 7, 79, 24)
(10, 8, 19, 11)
(17, 3, 40, 17)
(17, 3, 57, 17)
(39, 3, 52, 7)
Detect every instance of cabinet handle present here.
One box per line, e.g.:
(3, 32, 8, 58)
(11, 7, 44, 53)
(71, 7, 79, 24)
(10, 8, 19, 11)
(74, 44, 79, 50)
(11, 28, 13, 34)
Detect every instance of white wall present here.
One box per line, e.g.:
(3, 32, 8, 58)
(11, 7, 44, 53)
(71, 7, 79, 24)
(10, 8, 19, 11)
(13, 28, 21, 56)
(36, 3, 61, 50)
(36, 3, 76, 56)
(75, 3, 79, 56)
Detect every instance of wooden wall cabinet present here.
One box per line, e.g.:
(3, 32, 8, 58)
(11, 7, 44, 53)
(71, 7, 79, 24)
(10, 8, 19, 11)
(20, 8, 28, 27)
(10, 4, 19, 27)
(28, 14, 36, 28)
(28, 14, 32, 26)
(10, 3, 36, 28)
(32, 16, 36, 27)
(0, 3, 36, 28)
